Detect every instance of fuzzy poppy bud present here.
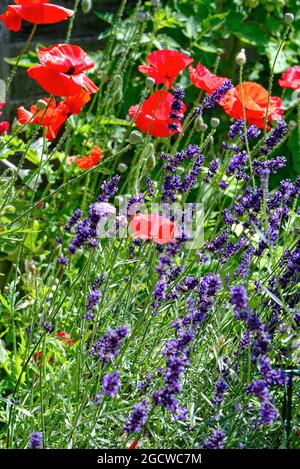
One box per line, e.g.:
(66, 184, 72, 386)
(36, 99, 47, 111)
(284, 13, 294, 25)
(129, 130, 143, 145)
(146, 153, 156, 171)
(82, 0, 92, 14)
(236, 49, 246, 66)
(4, 205, 15, 213)
(210, 117, 220, 128)
(288, 120, 297, 130)
(146, 77, 155, 89)
(117, 163, 128, 173)
(111, 74, 123, 104)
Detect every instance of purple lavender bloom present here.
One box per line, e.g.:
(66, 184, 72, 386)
(202, 80, 233, 109)
(230, 285, 249, 319)
(212, 379, 228, 405)
(29, 432, 42, 449)
(259, 120, 288, 155)
(56, 236, 63, 244)
(146, 177, 155, 197)
(234, 246, 255, 278)
(102, 370, 121, 397)
(85, 288, 102, 320)
(64, 208, 83, 233)
(204, 158, 220, 183)
(43, 322, 54, 333)
(228, 119, 244, 139)
(203, 429, 225, 449)
(241, 124, 260, 142)
(226, 150, 247, 179)
(219, 179, 228, 190)
(97, 176, 121, 202)
(127, 193, 145, 216)
(124, 398, 150, 433)
(57, 256, 69, 266)
(168, 87, 185, 130)
(259, 400, 277, 425)
(89, 325, 129, 362)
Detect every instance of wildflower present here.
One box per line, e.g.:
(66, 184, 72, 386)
(0, 1, 73, 32)
(0, 121, 10, 135)
(129, 213, 176, 244)
(43, 321, 54, 333)
(129, 90, 186, 137)
(222, 82, 283, 128)
(56, 256, 69, 266)
(64, 208, 83, 233)
(236, 48, 246, 66)
(89, 325, 129, 362)
(18, 91, 90, 141)
(27, 44, 98, 97)
(168, 87, 185, 131)
(124, 398, 150, 433)
(259, 120, 288, 155)
(29, 431, 42, 449)
(85, 282, 103, 320)
(128, 440, 139, 449)
(230, 285, 249, 319)
(203, 429, 225, 449)
(56, 331, 74, 346)
(278, 66, 300, 90)
(138, 49, 193, 89)
(189, 63, 227, 93)
(76, 146, 102, 169)
(211, 379, 228, 405)
(33, 352, 43, 362)
(146, 177, 155, 197)
(202, 80, 233, 109)
(102, 371, 121, 397)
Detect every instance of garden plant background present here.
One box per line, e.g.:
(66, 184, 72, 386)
(0, 0, 299, 450)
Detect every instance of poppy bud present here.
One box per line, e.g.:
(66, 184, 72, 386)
(195, 116, 207, 133)
(82, 0, 92, 14)
(146, 153, 156, 171)
(4, 205, 15, 213)
(36, 99, 47, 111)
(146, 77, 155, 89)
(236, 48, 246, 66)
(210, 117, 220, 128)
(284, 13, 294, 25)
(117, 162, 128, 173)
(136, 12, 148, 22)
(129, 130, 143, 144)
(111, 74, 123, 104)
(271, 118, 280, 128)
(288, 120, 297, 130)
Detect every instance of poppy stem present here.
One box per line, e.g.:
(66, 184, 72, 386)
(1, 24, 37, 102)
(238, 65, 256, 189)
(263, 25, 290, 139)
(65, 0, 80, 44)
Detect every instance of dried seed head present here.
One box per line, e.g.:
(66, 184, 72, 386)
(284, 13, 294, 25)
(210, 117, 220, 128)
(117, 163, 128, 173)
(146, 77, 156, 89)
(129, 130, 143, 144)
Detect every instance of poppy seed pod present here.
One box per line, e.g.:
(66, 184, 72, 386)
(195, 116, 207, 132)
(129, 130, 143, 144)
(82, 0, 92, 14)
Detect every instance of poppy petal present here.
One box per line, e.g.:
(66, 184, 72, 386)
(71, 73, 98, 94)
(63, 89, 90, 115)
(38, 44, 94, 74)
(27, 65, 82, 96)
(278, 66, 300, 90)
(0, 7, 22, 31)
(189, 63, 227, 93)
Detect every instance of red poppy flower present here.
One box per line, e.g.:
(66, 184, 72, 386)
(0, 0, 73, 32)
(27, 44, 98, 97)
(0, 121, 10, 135)
(221, 82, 283, 128)
(33, 351, 43, 362)
(18, 91, 90, 140)
(128, 441, 139, 450)
(76, 146, 102, 169)
(18, 98, 68, 141)
(189, 63, 227, 94)
(278, 66, 300, 90)
(56, 331, 75, 346)
(138, 49, 193, 89)
(129, 90, 186, 138)
(129, 213, 176, 244)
